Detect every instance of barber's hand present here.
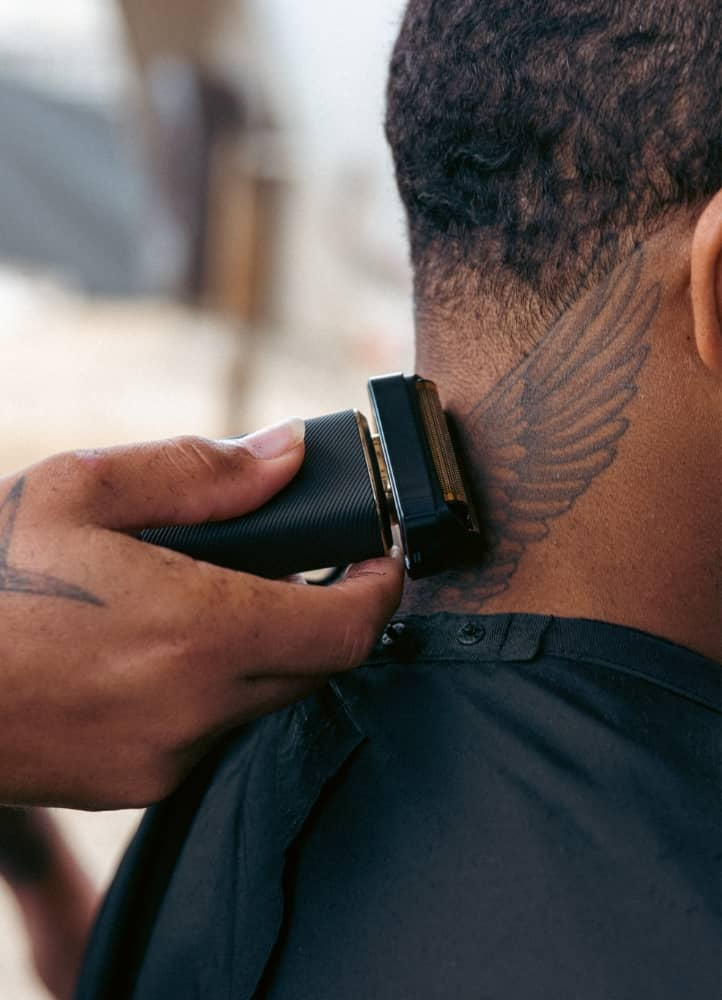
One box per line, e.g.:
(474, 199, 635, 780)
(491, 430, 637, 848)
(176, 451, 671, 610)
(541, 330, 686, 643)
(0, 421, 403, 808)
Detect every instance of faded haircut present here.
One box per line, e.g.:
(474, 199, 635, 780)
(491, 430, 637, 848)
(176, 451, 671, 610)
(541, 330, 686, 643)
(386, 0, 722, 334)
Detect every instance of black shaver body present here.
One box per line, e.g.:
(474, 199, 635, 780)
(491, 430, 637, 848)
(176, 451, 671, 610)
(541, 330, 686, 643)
(140, 374, 479, 579)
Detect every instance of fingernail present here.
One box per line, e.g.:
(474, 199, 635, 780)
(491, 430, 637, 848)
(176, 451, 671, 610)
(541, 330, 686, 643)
(390, 545, 403, 560)
(242, 418, 305, 459)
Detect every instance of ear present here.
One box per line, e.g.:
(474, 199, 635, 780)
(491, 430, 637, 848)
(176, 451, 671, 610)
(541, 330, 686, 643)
(690, 189, 722, 375)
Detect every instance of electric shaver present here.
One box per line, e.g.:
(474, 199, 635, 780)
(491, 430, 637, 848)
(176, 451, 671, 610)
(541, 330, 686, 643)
(140, 373, 480, 579)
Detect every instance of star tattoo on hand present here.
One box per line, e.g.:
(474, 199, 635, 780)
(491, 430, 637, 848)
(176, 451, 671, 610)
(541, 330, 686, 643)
(0, 478, 104, 606)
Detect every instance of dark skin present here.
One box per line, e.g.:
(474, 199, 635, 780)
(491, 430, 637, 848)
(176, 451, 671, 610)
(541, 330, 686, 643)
(0, 422, 403, 809)
(403, 205, 722, 663)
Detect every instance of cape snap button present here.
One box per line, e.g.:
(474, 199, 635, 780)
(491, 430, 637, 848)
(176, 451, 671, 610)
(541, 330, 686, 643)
(457, 622, 486, 645)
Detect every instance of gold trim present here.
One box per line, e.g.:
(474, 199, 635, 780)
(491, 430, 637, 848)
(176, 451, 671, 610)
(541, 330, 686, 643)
(415, 380, 468, 504)
(355, 412, 394, 549)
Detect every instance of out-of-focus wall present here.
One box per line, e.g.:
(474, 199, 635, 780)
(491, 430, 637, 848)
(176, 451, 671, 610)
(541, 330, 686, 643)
(120, 0, 232, 71)
(220, 0, 414, 355)
(250, 1, 405, 167)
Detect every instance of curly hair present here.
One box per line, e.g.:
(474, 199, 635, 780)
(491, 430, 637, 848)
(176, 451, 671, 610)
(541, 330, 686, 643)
(386, 0, 722, 332)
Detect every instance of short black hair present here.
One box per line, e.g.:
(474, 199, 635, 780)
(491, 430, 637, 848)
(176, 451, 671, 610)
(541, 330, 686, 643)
(386, 0, 722, 329)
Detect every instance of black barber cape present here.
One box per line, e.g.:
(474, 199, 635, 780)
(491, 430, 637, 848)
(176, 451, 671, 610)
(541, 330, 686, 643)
(76, 614, 721, 1000)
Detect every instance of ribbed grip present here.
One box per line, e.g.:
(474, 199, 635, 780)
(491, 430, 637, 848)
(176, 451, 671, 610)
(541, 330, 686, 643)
(139, 411, 386, 578)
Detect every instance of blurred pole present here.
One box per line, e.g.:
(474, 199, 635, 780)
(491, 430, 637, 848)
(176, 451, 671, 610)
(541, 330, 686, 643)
(0, 807, 98, 1000)
(116, 0, 286, 436)
(117, 0, 242, 300)
(118, 0, 233, 73)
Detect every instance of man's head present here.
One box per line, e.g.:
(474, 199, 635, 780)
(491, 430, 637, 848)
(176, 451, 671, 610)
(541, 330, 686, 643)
(387, 1, 721, 659)
(386, 0, 722, 353)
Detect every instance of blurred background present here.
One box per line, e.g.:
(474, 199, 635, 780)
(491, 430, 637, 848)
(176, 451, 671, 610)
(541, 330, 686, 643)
(0, 1, 412, 995)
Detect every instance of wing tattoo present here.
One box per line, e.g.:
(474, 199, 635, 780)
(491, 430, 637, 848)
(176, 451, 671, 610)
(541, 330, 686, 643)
(466, 249, 661, 601)
(0, 478, 104, 606)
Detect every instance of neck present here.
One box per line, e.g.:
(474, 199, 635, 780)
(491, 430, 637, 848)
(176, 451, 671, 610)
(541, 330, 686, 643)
(402, 242, 722, 662)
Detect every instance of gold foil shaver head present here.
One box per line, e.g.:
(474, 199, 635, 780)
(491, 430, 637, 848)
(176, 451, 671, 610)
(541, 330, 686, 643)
(414, 379, 469, 506)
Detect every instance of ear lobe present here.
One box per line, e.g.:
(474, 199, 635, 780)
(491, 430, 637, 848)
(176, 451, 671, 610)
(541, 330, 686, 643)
(691, 189, 722, 375)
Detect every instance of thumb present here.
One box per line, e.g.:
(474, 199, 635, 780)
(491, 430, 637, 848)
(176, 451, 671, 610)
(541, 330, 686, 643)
(235, 546, 406, 675)
(51, 419, 306, 530)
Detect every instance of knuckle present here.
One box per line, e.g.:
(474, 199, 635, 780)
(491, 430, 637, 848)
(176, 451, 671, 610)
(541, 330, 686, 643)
(164, 435, 234, 483)
(44, 447, 106, 500)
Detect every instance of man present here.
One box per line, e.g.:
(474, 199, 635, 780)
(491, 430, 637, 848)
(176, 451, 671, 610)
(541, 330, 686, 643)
(76, 2, 721, 997)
